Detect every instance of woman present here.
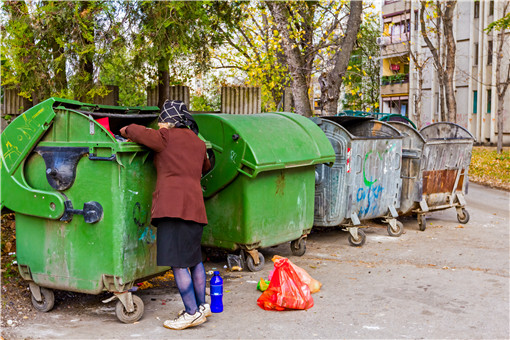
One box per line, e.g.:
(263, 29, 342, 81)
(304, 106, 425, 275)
(120, 100, 211, 330)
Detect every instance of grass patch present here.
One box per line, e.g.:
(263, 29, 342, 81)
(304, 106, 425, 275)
(469, 146, 510, 191)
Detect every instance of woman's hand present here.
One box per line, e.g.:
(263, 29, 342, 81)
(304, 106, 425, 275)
(120, 126, 128, 138)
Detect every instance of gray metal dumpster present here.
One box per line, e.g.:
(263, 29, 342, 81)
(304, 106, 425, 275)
(413, 122, 475, 230)
(387, 122, 426, 219)
(312, 116, 404, 246)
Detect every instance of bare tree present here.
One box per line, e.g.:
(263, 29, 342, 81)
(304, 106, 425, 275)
(488, 2, 510, 153)
(420, 0, 457, 122)
(320, 0, 363, 115)
(408, 44, 430, 128)
(266, 0, 363, 117)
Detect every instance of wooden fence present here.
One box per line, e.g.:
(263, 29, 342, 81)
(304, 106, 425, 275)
(1, 85, 264, 131)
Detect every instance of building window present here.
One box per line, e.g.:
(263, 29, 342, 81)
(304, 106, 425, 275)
(414, 11, 419, 31)
(474, 43, 478, 65)
(489, 0, 494, 16)
(473, 91, 477, 114)
(488, 41, 493, 65)
(474, 1, 480, 18)
(384, 0, 400, 4)
(487, 90, 491, 113)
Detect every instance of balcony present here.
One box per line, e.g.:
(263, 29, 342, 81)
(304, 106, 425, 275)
(381, 74, 410, 96)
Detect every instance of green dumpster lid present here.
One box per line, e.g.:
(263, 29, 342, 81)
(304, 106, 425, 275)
(194, 112, 335, 197)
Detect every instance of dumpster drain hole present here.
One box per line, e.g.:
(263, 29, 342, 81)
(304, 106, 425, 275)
(50, 202, 56, 211)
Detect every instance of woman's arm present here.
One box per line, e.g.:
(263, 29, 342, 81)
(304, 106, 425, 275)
(120, 124, 165, 152)
(202, 151, 212, 174)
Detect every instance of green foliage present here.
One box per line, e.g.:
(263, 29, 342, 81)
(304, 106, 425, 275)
(381, 73, 408, 85)
(1, 1, 240, 106)
(1, 1, 118, 102)
(486, 13, 510, 32)
(342, 8, 381, 112)
(212, 1, 291, 111)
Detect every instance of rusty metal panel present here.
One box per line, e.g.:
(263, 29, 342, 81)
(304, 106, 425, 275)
(423, 169, 458, 194)
(419, 122, 475, 210)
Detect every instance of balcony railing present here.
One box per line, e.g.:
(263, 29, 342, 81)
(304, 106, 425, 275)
(381, 73, 409, 85)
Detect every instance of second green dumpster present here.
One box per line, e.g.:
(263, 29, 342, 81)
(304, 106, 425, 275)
(193, 112, 335, 271)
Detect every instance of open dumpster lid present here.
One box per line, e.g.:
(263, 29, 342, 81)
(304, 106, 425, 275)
(194, 112, 335, 197)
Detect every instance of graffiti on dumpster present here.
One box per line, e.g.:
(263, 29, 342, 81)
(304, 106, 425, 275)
(2, 108, 45, 165)
(357, 184, 383, 216)
(357, 143, 396, 216)
(133, 202, 155, 244)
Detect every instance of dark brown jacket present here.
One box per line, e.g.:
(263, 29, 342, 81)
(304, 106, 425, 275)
(123, 124, 211, 225)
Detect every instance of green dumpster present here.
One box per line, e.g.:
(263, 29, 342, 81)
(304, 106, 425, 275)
(1, 97, 166, 323)
(194, 112, 335, 271)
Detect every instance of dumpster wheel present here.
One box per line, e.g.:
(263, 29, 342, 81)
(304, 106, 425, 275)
(290, 237, 307, 256)
(457, 208, 470, 224)
(387, 220, 404, 237)
(30, 287, 55, 312)
(115, 295, 144, 323)
(348, 229, 366, 247)
(242, 250, 265, 272)
(418, 214, 427, 231)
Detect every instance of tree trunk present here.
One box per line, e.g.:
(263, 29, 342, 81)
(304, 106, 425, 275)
(443, 0, 457, 122)
(78, 1, 95, 102)
(266, 1, 313, 117)
(321, 0, 363, 115)
(157, 57, 170, 108)
(420, 0, 457, 123)
(495, 2, 509, 154)
(497, 95, 505, 153)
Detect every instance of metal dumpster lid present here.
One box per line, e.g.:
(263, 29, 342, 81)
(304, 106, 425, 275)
(420, 122, 475, 141)
(194, 112, 335, 197)
(388, 121, 426, 144)
(318, 115, 402, 139)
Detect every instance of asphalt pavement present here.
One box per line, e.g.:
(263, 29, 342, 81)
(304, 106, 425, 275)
(2, 183, 509, 339)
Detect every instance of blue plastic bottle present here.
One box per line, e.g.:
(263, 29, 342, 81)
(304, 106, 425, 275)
(210, 271, 223, 313)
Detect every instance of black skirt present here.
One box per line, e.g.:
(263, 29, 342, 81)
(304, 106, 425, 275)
(155, 217, 204, 268)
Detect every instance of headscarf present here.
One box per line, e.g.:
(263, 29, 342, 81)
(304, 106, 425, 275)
(159, 99, 199, 135)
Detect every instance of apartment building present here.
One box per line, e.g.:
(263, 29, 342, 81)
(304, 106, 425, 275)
(379, 0, 510, 144)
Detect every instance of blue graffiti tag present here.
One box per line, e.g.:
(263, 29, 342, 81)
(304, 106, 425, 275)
(356, 184, 383, 217)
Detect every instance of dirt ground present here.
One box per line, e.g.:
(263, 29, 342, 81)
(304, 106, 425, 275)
(1, 183, 509, 339)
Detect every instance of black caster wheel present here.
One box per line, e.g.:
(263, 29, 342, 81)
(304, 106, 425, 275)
(348, 229, 366, 247)
(290, 237, 306, 256)
(31, 287, 55, 312)
(457, 208, 470, 224)
(418, 214, 427, 231)
(242, 250, 265, 272)
(387, 221, 404, 237)
(115, 295, 144, 324)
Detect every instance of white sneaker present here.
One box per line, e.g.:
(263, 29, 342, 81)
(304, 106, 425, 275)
(163, 311, 206, 330)
(178, 304, 212, 318)
(200, 304, 212, 317)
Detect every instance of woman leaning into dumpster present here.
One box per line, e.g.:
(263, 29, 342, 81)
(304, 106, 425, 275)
(120, 100, 211, 330)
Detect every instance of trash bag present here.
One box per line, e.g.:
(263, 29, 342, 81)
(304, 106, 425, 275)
(256, 257, 314, 311)
(272, 255, 322, 293)
(257, 278, 270, 292)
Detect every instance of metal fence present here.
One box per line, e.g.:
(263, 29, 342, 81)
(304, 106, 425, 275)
(221, 86, 261, 115)
(146, 85, 190, 108)
(1, 85, 264, 131)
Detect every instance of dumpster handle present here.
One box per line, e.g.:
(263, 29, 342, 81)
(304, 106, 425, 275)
(237, 167, 256, 179)
(89, 154, 117, 161)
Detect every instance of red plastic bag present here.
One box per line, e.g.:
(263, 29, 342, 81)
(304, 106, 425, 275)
(257, 257, 314, 311)
(272, 255, 322, 293)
